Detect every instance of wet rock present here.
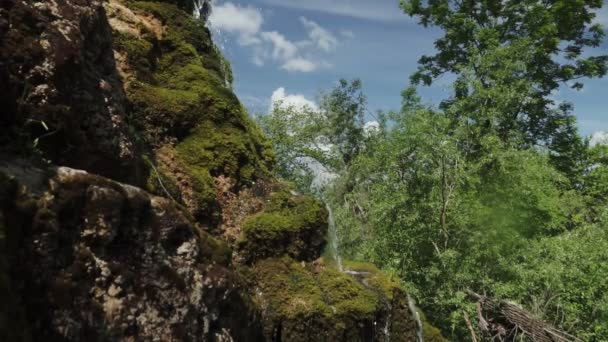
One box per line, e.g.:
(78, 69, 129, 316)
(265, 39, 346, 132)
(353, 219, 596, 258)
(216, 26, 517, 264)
(0, 0, 142, 184)
(0, 163, 263, 341)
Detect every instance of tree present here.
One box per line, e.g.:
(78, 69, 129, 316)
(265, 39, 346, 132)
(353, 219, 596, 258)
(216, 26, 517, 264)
(258, 102, 325, 193)
(258, 79, 369, 193)
(401, 0, 608, 151)
(320, 79, 367, 168)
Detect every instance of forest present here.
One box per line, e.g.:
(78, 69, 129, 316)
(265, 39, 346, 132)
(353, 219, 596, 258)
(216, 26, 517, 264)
(258, 0, 608, 340)
(1, 0, 608, 340)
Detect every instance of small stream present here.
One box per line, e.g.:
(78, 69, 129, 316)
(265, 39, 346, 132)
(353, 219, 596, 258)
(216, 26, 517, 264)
(326, 202, 393, 341)
(383, 304, 392, 342)
(325, 202, 343, 272)
(192, 0, 211, 20)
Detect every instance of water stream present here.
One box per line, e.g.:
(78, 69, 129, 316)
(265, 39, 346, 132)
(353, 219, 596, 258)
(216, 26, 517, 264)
(192, 0, 211, 20)
(407, 293, 425, 342)
(383, 304, 392, 342)
(325, 202, 343, 272)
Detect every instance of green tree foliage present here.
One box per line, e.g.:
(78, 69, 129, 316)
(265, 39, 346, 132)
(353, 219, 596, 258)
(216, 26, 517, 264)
(509, 221, 608, 341)
(259, 2, 608, 340)
(402, 0, 607, 90)
(320, 79, 367, 167)
(336, 89, 584, 338)
(258, 102, 323, 192)
(401, 0, 608, 168)
(258, 79, 368, 192)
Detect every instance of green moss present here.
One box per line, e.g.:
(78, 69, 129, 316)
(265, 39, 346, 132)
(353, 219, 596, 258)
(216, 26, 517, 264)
(129, 2, 210, 48)
(250, 257, 411, 341)
(113, 30, 153, 64)
(419, 310, 449, 342)
(342, 260, 403, 300)
(196, 229, 233, 265)
(132, 0, 196, 13)
(253, 258, 328, 319)
(111, 1, 275, 219)
(176, 121, 271, 184)
(238, 191, 327, 262)
(316, 266, 378, 317)
(128, 82, 201, 140)
(252, 258, 383, 318)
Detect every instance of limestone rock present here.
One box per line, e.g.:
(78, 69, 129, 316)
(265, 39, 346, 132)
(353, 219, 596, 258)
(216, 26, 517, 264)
(0, 163, 263, 341)
(0, 0, 141, 184)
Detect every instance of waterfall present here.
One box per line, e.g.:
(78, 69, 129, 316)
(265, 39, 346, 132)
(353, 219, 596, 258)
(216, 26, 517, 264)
(193, 0, 211, 21)
(325, 203, 343, 272)
(383, 304, 392, 342)
(407, 293, 425, 342)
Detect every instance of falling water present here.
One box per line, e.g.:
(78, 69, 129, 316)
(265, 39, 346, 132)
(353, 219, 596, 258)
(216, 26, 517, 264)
(325, 203, 343, 272)
(407, 293, 425, 342)
(383, 304, 392, 342)
(192, 0, 211, 20)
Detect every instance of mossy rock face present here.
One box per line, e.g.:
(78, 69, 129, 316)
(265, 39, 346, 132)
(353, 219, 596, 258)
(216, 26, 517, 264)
(0, 0, 142, 185)
(238, 190, 328, 263)
(341, 261, 448, 341)
(248, 257, 420, 342)
(0, 165, 265, 341)
(110, 1, 274, 219)
(141, 0, 198, 17)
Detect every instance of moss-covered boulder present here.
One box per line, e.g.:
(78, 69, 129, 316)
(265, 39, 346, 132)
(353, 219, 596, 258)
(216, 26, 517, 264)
(247, 257, 421, 342)
(238, 190, 328, 263)
(107, 0, 274, 220)
(0, 163, 265, 341)
(344, 262, 449, 342)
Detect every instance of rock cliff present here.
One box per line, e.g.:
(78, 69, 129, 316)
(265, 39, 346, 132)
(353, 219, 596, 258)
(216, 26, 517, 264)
(0, 0, 437, 340)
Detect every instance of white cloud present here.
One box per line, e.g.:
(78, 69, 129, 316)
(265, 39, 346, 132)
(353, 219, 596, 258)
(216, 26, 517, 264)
(259, 0, 407, 22)
(209, 2, 339, 73)
(208, 3, 263, 46)
(261, 31, 298, 60)
(281, 58, 318, 72)
(259, 31, 322, 72)
(593, 6, 608, 27)
(590, 131, 608, 146)
(270, 87, 318, 112)
(300, 17, 338, 52)
(340, 30, 355, 39)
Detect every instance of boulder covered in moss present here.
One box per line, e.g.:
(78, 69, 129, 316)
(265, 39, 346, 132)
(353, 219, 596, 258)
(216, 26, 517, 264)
(107, 0, 274, 220)
(247, 257, 421, 342)
(0, 162, 264, 341)
(238, 190, 328, 263)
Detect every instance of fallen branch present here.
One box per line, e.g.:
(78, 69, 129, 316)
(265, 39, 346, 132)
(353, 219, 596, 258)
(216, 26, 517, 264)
(468, 291, 582, 342)
(463, 310, 478, 342)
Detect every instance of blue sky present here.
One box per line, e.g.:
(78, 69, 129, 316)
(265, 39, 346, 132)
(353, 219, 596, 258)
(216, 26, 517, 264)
(208, 0, 608, 138)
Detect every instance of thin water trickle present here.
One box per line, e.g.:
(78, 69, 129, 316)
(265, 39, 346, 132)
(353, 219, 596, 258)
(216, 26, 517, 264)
(192, 0, 211, 20)
(383, 304, 392, 342)
(407, 294, 425, 342)
(325, 203, 343, 272)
